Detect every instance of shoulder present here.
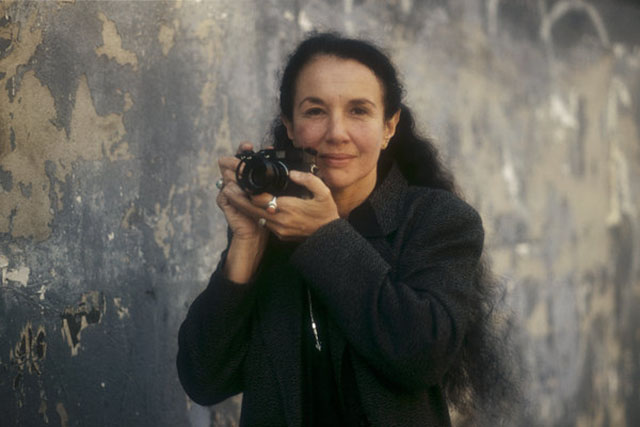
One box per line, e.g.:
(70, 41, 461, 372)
(402, 186, 483, 230)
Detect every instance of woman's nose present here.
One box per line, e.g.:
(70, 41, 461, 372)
(326, 113, 349, 143)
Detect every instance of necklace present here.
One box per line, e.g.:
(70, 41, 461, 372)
(307, 288, 322, 351)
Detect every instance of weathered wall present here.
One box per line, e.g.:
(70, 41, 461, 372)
(0, 0, 638, 426)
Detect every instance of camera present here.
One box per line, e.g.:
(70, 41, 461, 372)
(235, 147, 318, 198)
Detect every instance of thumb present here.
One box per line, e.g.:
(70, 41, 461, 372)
(289, 170, 331, 198)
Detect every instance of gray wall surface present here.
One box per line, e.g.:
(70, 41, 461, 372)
(1, 0, 639, 426)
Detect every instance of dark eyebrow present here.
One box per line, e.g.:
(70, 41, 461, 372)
(349, 98, 377, 108)
(298, 97, 377, 108)
(298, 97, 325, 108)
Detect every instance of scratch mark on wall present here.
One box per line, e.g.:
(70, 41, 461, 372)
(60, 291, 106, 356)
(540, 0, 610, 48)
(38, 389, 48, 423)
(37, 284, 47, 300)
(501, 148, 520, 202)
(113, 297, 130, 319)
(9, 322, 47, 407)
(605, 77, 636, 227)
(95, 12, 138, 71)
(56, 402, 69, 427)
(550, 93, 579, 129)
(121, 202, 141, 229)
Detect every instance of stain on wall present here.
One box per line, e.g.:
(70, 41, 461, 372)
(0, 1, 638, 426)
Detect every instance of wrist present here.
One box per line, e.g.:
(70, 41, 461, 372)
(224, 235, 267, 284)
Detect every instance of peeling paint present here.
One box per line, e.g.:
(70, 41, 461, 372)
(526, 301, 549, 338)
(37, 284, 47, 300)
(0, 10, 41, 83)
(158, 23, 175, 56)
(60, 291, 106, 356)
(298, 10, 313, 32)
(150, 185, 176, 260)
(95, 12, 138, 70)
(199, 80, 218, 109)
(0, 71, 129, 241)
(0, 2, 638, 426)
(113, 297, 130, 319)
(2, 264, 29, 286)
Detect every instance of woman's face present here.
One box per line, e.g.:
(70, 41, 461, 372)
(283, 55, 400, 196)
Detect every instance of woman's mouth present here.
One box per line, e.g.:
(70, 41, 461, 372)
(319, 153, 356, 167)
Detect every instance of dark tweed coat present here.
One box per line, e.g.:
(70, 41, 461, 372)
(177, 165, 484, 426)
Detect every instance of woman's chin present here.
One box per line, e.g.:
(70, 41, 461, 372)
(318, 172, 348, 191)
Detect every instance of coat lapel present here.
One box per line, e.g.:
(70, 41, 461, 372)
(257, 257, 304, 426)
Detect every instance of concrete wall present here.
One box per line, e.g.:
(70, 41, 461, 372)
(1, 0, 638, 426)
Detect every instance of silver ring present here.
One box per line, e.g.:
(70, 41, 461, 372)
(258, 218, 267, 227)
(215, 178, 224, 190)
(266, 196, 278, 211)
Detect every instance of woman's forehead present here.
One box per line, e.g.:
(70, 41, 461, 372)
(294, 55, 385, 104)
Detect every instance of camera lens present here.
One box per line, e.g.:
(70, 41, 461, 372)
(237, 155, 288, 195)
(248, 163, 275, 189)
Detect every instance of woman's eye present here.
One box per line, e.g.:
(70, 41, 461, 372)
(304, 108, 324, 116)
(351, 107, 368, 115)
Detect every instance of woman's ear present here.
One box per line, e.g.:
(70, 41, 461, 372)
(281, 114, 294, 141)
(382, 110, 401, 149)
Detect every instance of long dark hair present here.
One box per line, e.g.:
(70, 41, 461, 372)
(273, 32, 521, 422)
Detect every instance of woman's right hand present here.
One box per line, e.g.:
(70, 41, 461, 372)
(216, 143, 269, 242)
(216, 143, 269, 283)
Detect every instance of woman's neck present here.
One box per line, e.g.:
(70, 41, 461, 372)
(331, 177, 377, 218)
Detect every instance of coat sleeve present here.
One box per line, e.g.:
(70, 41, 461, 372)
(176, 251, 259, 405)
(289, 190, 484, 391)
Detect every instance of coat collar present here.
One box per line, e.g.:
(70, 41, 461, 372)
(347, 162, 408, 237)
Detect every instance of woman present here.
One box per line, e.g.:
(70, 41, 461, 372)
(177, 33, 516, 426)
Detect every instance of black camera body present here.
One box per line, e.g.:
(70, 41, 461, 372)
(235, 147, 318, 198)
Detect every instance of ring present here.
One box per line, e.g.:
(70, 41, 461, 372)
(215, 178, 224, 190)
(258, 218, 267, 227)
(266, 196, 278, 211)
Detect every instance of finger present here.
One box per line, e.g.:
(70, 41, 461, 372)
(218, 156, 240, 173)
(288, 170, 331, 198)
(236, 141, 254, 154)
(224, 184, 269, 219)
(222, 168, 238, 184)
(265, 219, 304, 242)
(250, 192, 275, 208)
(216, 188, 226, 209)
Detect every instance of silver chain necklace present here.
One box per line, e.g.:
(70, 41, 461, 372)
(307, 288, 322, 351)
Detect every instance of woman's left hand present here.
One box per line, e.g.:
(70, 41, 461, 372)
(226, 170, 340, 241)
